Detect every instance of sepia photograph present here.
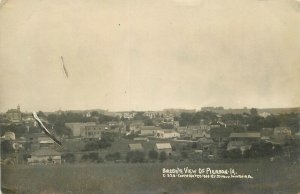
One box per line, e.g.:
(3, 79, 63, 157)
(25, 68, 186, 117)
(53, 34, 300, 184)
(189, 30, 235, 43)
(1, 0, 300, 193)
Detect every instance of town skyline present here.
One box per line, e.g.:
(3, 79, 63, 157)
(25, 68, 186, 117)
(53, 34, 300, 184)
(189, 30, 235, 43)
(3, 104, 300, 114)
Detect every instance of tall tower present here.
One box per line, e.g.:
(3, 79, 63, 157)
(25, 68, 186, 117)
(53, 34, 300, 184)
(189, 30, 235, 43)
(17, 104, 20, 111)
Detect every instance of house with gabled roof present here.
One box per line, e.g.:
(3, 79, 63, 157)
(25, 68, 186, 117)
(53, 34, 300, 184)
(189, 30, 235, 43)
(140, 126, 161, 136)
(155, 143, 172, 155)
(128, 143, 143, 151)
(38, 136, 55, 148)
(274, 127, 292, 137)
(28, 148, 61, 164)
(155, 130, 180, 139)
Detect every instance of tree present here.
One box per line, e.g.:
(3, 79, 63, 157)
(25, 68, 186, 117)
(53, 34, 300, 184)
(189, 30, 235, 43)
(179, 113, 194, 127)
(47, 156, 53, 163)
(97, 139, 112, 149)
(53, 121, 72, 137)
(133, 112, 145, 120)
(126, 151, 145, 163)
(247, 115, 264, 131)
(63, 153, 76, 163)
(83, 141, 99, 151)
(37, 111, 46, 118)
(191, 142, 197, 149)
(148, 150, 158, 160)
(264, 115, 279, 128)
(250, 108, 258, 116)
(105, 152, 121, 161)
(89, 152, 99, 162)
(159, 151, 167, 162)
(181, 151, 188, 159)
(1, 140, 14, 158)
(227, 149, 242, 159)
(83, 137, 113, 151)
(160, 123, 174, 129)
(249, 142, 275, 158)
(1, 124, 28, 138)
(91, 111, 99, 117)
(143, 118, 154, 126)
(81, 154, 89, 161)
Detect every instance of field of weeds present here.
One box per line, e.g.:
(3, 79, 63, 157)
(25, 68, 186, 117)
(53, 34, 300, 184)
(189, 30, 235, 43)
(2, 161, 300, 194)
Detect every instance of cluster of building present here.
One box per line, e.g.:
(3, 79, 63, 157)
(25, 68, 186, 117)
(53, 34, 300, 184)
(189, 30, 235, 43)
(1, 106, 300, 165)
(5, 105, 22, 123)
(128, 143, 173, 156)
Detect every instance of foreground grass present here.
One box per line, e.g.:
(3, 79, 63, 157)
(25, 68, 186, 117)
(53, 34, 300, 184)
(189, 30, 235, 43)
(2, 161, 300, 194)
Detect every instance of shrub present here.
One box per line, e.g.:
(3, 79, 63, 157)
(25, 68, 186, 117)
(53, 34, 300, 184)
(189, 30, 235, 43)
(159, 151, 167, 162)
(227, 149, 242, 159)
(81, 154, 89, 161)
(105, 152, 121, 161)
(63, 153, 76, 163)
(148, 150, 158, 160)
(83, 141, 99, 151)
(126, 151, 145, 163)
(181, 151, 188, 159)
(89, 152, 99, 162)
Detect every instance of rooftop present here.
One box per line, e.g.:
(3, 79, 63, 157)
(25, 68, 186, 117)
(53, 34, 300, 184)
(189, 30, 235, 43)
(140, 126, 160, 130)
(6, 109, 20, 113)
(156, 143, 172, 150)
(128, 143, 143, 150)
(229, 133, 261, 138)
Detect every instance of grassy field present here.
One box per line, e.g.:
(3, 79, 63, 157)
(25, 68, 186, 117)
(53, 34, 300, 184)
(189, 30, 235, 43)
(2, 161, 300, 194)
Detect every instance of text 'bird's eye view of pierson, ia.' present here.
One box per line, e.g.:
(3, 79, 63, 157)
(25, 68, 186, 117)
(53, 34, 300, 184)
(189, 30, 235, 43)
(1, 0, 300, 194)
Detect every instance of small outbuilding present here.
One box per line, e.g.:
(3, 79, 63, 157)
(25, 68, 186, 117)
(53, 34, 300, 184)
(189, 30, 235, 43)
(155, 143, 172, 156)
(28, 148, 61, 164)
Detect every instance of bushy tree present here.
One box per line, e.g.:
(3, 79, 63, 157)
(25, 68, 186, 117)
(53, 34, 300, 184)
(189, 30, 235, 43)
(89, 152, 99, 162)
(143, 118, 154, 126)
(148, 150, 158, 160)
(53, 121, 72, 137)
(1, 140, 14, 158)
(227, 149, 242, 159)
(181, 151, 189, 159)
(37, 111, 46, 118)
(83, 141, 99, 151)
(250, 108, 258, 116)
(81, 153, 101, 163)
(159, 151, 167, 162)
(1, 124, 28, 138)
(105, 152, 121, 161)
(81, 154, 89, 161)
(98, 139, 112, 149)
(160, 123, 174, 129)
(249, 142, 274, 158)
(179, 111, 217, 127)
(62, 153, 76, 163)
(91, 111, 99, 117)
(126, 151, 145, 163)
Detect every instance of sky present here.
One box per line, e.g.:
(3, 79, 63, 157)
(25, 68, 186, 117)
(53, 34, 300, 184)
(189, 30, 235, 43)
(1, 0, 300, 112)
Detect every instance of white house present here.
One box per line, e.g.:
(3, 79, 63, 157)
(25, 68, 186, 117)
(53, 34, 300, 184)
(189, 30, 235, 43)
(273, 127, 292, 137)
(65, 122, 96, 137)
(28, 148, 61, 164)
(155, 143, 172, 155)
(155, 130, 180, 139)
(140, 126, 160, 136)
(192, 131, 210, 139)
(38, 136, 55, 148)
(128, 143, 143, 151)
(2, 131, 15, 140)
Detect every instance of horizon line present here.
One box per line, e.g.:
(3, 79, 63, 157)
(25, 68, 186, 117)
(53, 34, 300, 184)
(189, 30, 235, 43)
(2, 106, 300, 114)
